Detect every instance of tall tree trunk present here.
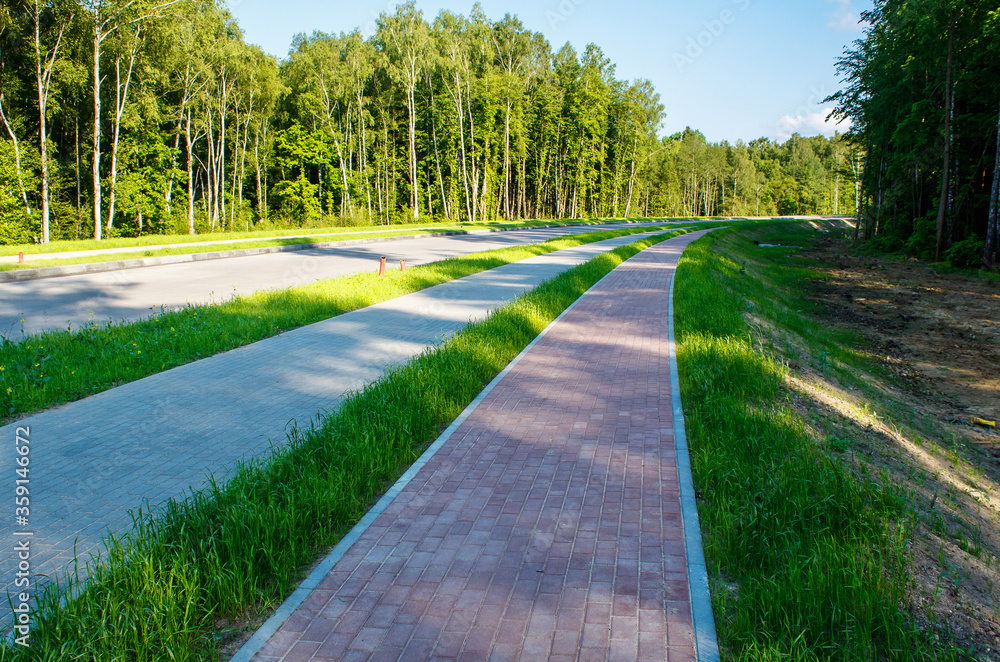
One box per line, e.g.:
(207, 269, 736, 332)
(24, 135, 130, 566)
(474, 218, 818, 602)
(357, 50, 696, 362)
(107, 37, 139, 231)
(624, 158, 636, 218)
(985, 99, 1000, 268)
(75, 120, 81, 235)
(167, 119, 182, 214)
(449, 80, 471, 222)
(219, 96, 227, 231)
(407, 84, 418, 221)
(935, 15, 956, 261)
(32, 0, 53, 242)
(357, 90, 372, 220)
(872, 149, 885, 238)
(425, 161, 433, 217)
(854, 149, 868, 240)
(254, 132, 264, 221)
(207, 112, 216, 231)
(429, 83, 448, 220)
(92, 20, 102, 240)
(503, 101, 511, 220)
(230, 111, 240, 228)
(260, 122, 269, 217)
(518, 157, 526, 218)
(466, 77, 478, 223)
(0, 84, 31, 216)
(332, 132, 353, 218)
(36, 65, 50, 242)
(166, 65, 191, 215)
(834, 166, 840, 215)
(186, 111, 196, 234)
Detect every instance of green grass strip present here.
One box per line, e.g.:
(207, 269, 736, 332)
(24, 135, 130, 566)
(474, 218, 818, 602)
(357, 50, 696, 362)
(1, 223, 711, 420)
(673, 223, 949, 660)
(0, 229, 689, 660)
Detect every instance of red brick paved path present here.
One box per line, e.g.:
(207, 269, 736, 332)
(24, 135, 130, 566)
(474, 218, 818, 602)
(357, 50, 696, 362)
(253, 233, 705, 661)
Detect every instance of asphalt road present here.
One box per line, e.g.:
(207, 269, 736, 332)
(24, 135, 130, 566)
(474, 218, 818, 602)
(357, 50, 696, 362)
(0, 225, 465, 263)
(0, 221, 676, 337)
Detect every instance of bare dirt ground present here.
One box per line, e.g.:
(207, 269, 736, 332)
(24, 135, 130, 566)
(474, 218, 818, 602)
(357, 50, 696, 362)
(804, 231, 1000, 658)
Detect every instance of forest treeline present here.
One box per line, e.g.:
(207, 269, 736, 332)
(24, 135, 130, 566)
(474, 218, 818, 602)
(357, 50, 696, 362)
(829, 0, 1000, 267)
(0, 0, 856, 245)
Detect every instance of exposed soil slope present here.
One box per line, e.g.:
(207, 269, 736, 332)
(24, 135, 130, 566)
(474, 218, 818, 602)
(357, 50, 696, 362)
(804, 232, 1000, 656)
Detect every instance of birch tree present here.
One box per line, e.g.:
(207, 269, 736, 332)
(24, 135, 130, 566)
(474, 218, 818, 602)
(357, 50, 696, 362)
(32, 0, 72, 242)
(376, 1, 429, 221)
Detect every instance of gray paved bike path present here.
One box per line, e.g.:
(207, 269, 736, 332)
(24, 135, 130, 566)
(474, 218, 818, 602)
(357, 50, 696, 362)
(0, 222, 671, 338)
(0, 229, 675, 622)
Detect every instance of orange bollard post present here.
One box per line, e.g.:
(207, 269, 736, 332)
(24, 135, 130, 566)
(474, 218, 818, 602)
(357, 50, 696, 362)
(18, 252, 24, 264)
(400, 260, 406, 272)
(379, 256, 386, 276)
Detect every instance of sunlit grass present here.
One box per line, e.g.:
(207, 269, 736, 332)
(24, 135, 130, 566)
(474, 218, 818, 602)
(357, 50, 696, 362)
(674, 224, 952, 660)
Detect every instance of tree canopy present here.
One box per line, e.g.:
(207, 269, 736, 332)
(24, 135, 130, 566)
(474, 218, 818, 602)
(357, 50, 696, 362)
(828, 0, 1000, 266)
(0, 0, 856, 244)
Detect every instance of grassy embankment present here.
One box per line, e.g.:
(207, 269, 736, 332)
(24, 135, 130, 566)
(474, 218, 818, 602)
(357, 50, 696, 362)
(0, 218, 686, 272)
(675, 222, 961, 660)
(0, 229, 691, 660)
(0, 224, 698, 420)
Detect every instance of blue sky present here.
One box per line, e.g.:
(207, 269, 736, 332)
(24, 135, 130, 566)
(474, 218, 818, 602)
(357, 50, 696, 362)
(225, 0, 870, 144)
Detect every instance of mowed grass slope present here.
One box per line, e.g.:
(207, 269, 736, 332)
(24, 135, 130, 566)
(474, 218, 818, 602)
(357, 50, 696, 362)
(0, 230, 689, 660)
(674, 223, 957, 660)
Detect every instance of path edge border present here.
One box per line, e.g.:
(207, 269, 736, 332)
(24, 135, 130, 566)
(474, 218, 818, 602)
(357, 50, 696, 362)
(668, 235, 722, 661)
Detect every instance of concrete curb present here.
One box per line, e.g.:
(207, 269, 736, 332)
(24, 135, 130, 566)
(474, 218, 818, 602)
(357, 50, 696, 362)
(668, 231, 722, 661)
(0, 220, 669, 283)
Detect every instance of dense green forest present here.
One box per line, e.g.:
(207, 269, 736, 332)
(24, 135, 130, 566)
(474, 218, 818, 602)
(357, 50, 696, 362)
(829, 0, 1000, 267)
(0, 0, 856, 245)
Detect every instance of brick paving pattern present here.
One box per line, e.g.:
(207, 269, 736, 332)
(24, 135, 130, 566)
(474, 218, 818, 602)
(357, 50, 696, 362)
(251, 232, 705, 661)
(0, 230, 672, 623)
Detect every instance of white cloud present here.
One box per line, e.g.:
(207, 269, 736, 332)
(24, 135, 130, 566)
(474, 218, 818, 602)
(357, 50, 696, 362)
(826, 0, 860, 31)
(775, 106, 850, 141)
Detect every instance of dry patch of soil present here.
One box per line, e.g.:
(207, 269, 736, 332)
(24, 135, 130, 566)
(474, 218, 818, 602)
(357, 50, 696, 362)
(799, 232, 1000, 658)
